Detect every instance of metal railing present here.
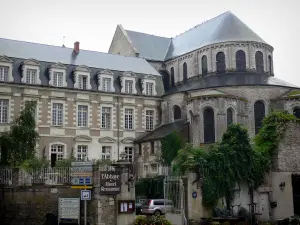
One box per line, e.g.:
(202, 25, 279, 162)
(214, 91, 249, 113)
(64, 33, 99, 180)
(139, 165, 171, 178)
(0, 168, 12, 185)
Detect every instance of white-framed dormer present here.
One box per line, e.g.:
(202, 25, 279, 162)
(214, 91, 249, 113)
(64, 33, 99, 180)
(73, 65, 92, 90)
(97, 69, 115, 92)
(141, 75, 157, 96)
(0, 55, 13, 82)
(120, 71, 137, 94)
(48, 63, 67, 87)
(21, 59, 41, 85)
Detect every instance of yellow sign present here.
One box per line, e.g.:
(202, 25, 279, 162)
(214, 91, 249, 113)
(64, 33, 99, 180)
(71, 186, 93, 189)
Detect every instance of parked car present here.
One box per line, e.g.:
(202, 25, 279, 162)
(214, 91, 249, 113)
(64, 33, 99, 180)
(141, 199, 174, 216)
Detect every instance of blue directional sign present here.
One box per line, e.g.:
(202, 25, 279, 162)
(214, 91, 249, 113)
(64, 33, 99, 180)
(71, 162, 93, 186)
(81, 190, 91, 201)
(192, 192, 197, 199)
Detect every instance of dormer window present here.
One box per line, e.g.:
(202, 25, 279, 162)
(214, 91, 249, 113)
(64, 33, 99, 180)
(0, 56, 13, 82)
(21, 59, 41, 85)
(120, 72, 137, 94)
(97, 69, 115, 92)
(141, 75, 157, 96)
(74, 66, 91, 90)
(48, 63, 67, 87)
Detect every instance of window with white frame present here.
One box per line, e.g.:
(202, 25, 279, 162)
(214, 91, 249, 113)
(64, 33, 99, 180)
(78, 75, 88, 90)
(0, 99, 9, 124)
(151, 164, 158, 172)
(146, 110, 154, 131)
(78, 105, 88, 127)
(52, 103, 63, 126)
(125, 147, 133, 162)
(101, 107, 111, 129)
(125, 80, 133, 94)
(77, 145, 88, 161)
(102, 77, 112, 92)
(0, 66, 8, 82)
(102, 146, 111, 160)
(53, 72, 64, 87)
(26, 69, 37, 84)
(50, 144, 64, 161)
(146, 82, 154, 96)
(124, 108, 133, 130)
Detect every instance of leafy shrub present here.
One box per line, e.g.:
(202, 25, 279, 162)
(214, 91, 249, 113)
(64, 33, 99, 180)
(134, 215, 172, 225)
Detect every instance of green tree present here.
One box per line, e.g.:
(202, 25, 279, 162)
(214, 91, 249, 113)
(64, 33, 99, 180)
(0, 101, 39, 167)
(160, 131, 182, 166)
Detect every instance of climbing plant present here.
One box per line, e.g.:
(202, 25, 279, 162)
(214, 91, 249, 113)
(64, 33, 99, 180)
(159, 131, 182, 166)
(0, 101, 39, 167)
(172, 111, 298, 209)
(135, 176, 164, 199)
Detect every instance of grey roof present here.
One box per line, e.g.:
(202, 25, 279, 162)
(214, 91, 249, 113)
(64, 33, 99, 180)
(0, 38, 160, 76)
(125, 30, 171, 61)
(135, 119, 188, 143)
(124, 11, 267, 61)
(165, 73, 300, 95)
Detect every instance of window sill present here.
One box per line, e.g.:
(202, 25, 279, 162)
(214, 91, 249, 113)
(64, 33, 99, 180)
(76, 126, 90, 130)
(51, 125, 64, 128)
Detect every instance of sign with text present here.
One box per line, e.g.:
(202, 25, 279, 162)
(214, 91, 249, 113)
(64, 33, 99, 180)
(71, 161, 93, 186)
(100, 170, 122, 195)
(58, 198, 80, 221)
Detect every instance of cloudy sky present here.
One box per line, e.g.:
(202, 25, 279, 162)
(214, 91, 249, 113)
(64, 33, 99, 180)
(0, 0, 298, 85)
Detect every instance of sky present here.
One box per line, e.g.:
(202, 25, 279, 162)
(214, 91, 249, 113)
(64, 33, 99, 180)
(0, 0, 299, 85)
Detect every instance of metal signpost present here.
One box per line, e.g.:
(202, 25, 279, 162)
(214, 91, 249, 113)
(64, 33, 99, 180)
(71, 162, 93, 225)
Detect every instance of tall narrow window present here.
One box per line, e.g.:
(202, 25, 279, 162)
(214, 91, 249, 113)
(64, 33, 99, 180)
(236, 50, 246, 72)
(26, 69, 37, 84)
(0, 99, 9, 124)
(203, 107, 215, 143)
(173, 105, 181, 120)
(268, 55, 273, 75)
(170, 67, 175, 87)
(77, 145, 88, 161)
(50, 144, 64, 167)
(183, 62, 188, 83)
(78, 75, 88, 89)
(255, 51, 264, 73)
(125, 147, 133, 162)
(216, 52, 226, 73)
(125, 80, 133, 94)
(124, 108, 133, 130)
(146, 110, 154, 131)
(293, 107, 300, 119)
(227, 108, 233, 128)
(102, 77, 111, 92)
(101, 107, 111, 128)
(52, 103, 63, 126)
(0, 66, 9, 82)
(150, 142, 155, 154)
(53, 72, 64, 87)
(254, 101, 265, 134)
(146, 82, 154, 95)
(102, 146, 111, 160)
(201, 55, 208, 76)
(77, 105, 88, 127)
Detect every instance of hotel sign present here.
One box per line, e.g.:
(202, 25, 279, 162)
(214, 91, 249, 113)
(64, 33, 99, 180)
(99, 170, 122, 195)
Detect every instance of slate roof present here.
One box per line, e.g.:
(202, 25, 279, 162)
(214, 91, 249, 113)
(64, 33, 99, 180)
(0, 38, 160, 76)
(165, 73, 300, 95)
(135, 119, 188, 143)
(125, 30, 171, 61)
(124, 11, 267, 61)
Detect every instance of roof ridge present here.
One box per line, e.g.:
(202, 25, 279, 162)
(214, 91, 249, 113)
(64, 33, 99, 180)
(173, 11, 230, 38)
(0, 37, 148, 61)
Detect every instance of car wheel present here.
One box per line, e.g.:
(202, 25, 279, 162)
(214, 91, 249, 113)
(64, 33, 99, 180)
(154, 210, 161, 216)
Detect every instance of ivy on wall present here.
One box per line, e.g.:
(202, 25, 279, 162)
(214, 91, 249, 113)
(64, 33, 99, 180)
(172, 111, 299, 208)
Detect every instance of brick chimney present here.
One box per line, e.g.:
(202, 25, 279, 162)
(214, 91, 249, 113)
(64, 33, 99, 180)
(74, 41, 80, 53)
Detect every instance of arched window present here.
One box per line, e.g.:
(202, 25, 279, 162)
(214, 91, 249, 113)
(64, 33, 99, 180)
(227, 108, 234, 128)
(236, 50, 246, 72)
(268, 55, 273, 74)
(183, 62, 188, 83)
(50, 143, 66, 167)
(189, 110, 193, 141)
(254, 101, 265, 134)
(173, 105, 181, 120)
(170, 67, 175, 87)
(203, 107, 215, 143)
(201, 55, 208, 76)
(293, 107, 300, 119)
(255, 51, 264, 73)
(216, 52, 226, 73)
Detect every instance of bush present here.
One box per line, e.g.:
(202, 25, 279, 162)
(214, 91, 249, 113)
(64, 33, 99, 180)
(134, 215, 172, 225)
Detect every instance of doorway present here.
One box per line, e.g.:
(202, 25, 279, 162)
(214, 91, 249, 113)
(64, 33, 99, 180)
(292, 174, 300, 215)
(51, 154, 57, 167)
